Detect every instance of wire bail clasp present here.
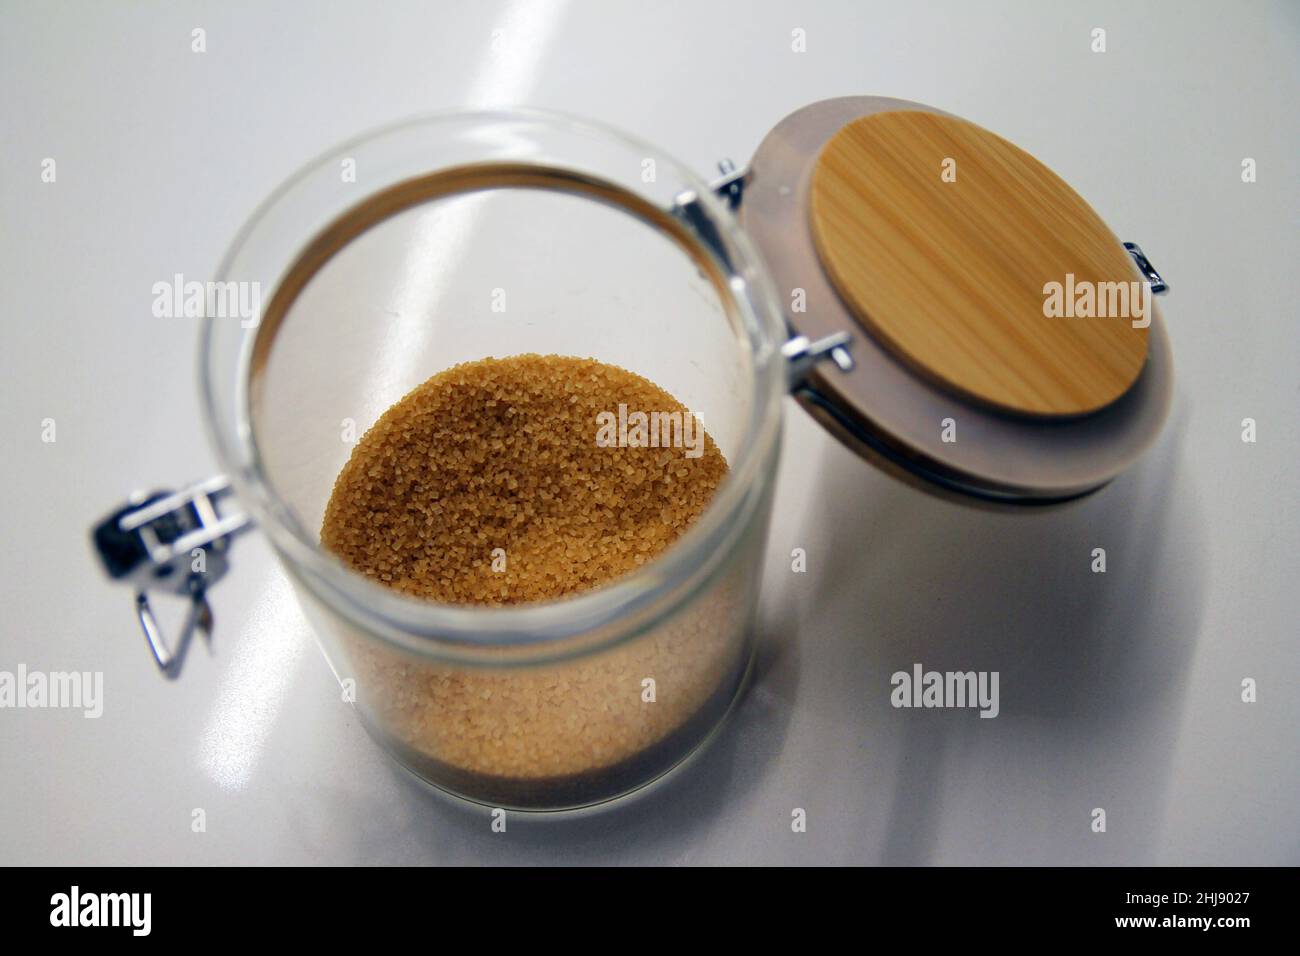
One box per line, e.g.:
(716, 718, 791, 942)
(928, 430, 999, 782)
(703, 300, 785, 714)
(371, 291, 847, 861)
(92, 476, 251, 678)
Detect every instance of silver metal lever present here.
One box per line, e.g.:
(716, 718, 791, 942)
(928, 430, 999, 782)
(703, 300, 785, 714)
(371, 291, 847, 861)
(92, 476, 251, 677)
(135, 579, 213, 678)
(1123, 242, 1169, 295)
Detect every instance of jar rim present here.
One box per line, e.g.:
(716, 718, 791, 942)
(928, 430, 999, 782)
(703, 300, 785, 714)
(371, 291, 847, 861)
(199, 107, 787, 661)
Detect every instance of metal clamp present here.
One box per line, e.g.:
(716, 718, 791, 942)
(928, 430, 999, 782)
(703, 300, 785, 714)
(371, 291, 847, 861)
(1123, 242, 1169, 296)
(92, 476, 251, 677)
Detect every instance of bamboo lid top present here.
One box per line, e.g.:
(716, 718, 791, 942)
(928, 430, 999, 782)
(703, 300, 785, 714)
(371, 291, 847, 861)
(809, 111, 1149, 417)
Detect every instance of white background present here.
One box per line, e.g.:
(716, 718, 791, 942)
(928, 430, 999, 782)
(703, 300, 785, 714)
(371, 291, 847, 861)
(1, 0, 1296, 864)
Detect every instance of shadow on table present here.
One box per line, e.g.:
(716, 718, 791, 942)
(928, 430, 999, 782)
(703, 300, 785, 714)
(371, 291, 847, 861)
(802, 399, 1206, 864)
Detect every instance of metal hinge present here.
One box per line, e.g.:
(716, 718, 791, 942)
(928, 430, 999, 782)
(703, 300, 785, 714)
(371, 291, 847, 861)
(710, 158, 749, 210)
(699, 158, 858, 388)
(782, 332, 855, 387)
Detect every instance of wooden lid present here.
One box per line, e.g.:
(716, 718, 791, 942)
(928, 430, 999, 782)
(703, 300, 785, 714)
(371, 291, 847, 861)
(809, 111, 1149, 418)
(742, 96, 1173, 505)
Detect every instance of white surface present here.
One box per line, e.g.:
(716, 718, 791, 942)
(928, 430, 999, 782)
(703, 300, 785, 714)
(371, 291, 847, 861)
(2, 0, 1297, 865)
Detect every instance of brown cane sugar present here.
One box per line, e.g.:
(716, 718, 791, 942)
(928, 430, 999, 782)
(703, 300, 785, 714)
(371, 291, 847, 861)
(319, 354, 749, 803)
(321, 354, 727, 603)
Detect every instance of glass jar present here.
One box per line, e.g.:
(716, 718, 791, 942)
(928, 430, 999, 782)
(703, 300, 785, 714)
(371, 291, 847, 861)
(93, 97, 1173, 812)
(200, 111, 787, 809)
